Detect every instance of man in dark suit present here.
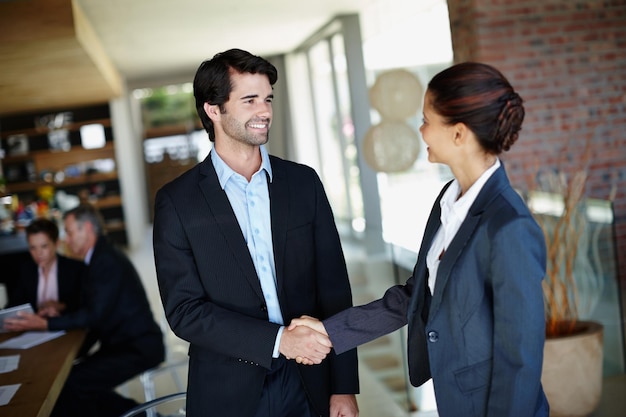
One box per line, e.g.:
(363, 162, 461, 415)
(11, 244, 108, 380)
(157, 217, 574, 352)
(153, 48, 359, 417)
(6, 204, 165, 417)
(8, 217, 84, 316)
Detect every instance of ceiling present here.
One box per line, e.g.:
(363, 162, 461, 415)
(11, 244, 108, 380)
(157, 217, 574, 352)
(0, 0, 372, 116)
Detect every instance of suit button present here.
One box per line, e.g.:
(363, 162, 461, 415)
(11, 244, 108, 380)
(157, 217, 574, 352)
(261, 305, 267, 312)
(428, 331, 439, 343)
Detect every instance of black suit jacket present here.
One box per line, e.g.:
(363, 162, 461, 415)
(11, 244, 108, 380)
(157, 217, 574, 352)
(8, 254, 85, 314)
(153, 152, 359, 417)
(48, 237, 164, 366)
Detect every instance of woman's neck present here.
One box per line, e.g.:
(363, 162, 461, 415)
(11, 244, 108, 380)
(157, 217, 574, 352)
(452, 154, 497, 196)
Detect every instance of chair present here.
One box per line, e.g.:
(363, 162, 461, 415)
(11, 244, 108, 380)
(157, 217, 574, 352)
(118, 392, 186, 417)
(140, 358, 188, 402)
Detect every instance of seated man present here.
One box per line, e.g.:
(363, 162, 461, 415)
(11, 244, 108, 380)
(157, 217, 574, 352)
(5, 204, 165, 417)
(8, 217, 84, 317)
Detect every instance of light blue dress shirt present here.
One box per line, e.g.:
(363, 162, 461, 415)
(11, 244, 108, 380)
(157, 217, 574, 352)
(210, 145, 285, 356)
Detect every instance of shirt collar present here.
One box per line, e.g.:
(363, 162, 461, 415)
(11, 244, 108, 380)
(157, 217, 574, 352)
(440, 158, 501, 221)
(38, 257, 58, 276)
(210, 144, 273, 189)
(84, 245, 95, 265)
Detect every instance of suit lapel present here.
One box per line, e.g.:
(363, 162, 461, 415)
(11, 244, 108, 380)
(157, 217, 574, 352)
(428, 166, 509, 319)
(428, 213, 481, 318)
(408, 180, 452, 319)
(197, 155, 264, 300)
(267, 157, 288, 294)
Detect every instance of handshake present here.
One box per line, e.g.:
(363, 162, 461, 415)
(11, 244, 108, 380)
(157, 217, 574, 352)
(280, 315, 330, 365)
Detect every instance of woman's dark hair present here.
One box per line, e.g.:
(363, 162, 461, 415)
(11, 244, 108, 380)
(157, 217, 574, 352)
(427, 62, 524, 154)
(193, 48, 278, 141)
(26, 218, 59, 242)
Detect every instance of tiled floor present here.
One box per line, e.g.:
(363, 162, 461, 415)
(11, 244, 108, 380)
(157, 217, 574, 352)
(124, 226, 626, 417)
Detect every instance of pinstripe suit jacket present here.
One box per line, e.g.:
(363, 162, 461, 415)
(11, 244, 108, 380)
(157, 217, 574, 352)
(153, 152, 358, 417)
(324, 165, 549, 417)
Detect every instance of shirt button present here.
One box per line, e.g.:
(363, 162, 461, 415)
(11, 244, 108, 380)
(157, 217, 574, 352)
(428, 331, 439, 343)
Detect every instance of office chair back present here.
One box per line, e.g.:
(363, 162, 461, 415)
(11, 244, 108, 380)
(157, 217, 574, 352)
(118, 392, 186, 417)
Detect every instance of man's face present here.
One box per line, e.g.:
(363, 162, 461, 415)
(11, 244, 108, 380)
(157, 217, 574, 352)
(217, 71, 273, 147)
(64, 215, 90, 258)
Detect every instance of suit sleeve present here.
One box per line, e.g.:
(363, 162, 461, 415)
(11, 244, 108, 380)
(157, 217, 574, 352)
(487, 215, 546, 417)
(322, 182, 449, 355)
(57, 256, 85, 314)
(7, 261, 36, 309)
(324, 279, 414, 355)
(308, 172, 361, 393)
(48, 250, 125, 331)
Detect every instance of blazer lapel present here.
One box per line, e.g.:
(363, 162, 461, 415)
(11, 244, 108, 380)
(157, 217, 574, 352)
(428, 166, 510, 318)
(197, 155, 264, 300)
(267, 157, 288, 294)
(408, 180, 452, 319)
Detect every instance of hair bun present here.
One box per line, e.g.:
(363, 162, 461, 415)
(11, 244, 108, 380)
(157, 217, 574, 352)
(494, 92, 524, 152)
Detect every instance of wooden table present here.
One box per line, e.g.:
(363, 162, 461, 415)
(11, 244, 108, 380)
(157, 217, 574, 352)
(0, 329, 85, 417)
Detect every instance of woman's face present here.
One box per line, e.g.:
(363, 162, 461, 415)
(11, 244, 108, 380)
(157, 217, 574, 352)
(28, 232, 57, 269)
(419, 90, 456, 165)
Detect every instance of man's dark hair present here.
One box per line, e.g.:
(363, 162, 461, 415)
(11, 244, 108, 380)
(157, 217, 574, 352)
(64, 204, 105, 236)
(193, 48, 278, 141)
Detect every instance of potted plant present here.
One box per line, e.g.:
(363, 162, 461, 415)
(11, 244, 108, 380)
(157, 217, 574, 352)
(525, 154, 604, 417)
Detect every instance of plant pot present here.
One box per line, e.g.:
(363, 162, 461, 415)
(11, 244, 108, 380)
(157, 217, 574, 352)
(541, 320, 603, 417)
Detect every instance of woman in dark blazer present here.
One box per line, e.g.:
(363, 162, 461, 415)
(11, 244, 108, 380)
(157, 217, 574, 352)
(8, 217, 84, 316)
(292, 62, 549, 417)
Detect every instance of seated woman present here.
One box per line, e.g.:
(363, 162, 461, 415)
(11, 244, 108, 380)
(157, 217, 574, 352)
(8, 217, 85, 317)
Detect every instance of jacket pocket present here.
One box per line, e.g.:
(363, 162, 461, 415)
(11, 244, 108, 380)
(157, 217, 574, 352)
(454, 358, 492, 394)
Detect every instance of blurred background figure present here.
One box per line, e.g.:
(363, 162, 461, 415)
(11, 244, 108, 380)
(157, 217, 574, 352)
(7, 217, 85, 317)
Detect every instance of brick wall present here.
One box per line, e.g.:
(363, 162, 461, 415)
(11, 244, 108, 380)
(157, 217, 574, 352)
(447, 0, 626, 332)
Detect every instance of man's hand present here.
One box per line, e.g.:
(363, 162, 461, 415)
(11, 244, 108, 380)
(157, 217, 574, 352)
(330, 394, 359, 417)
(279, 323, 331, 365)
(287, 314, 328, 335)
(286, 315, 330, 365)
(4, 312, 48, 331)
(37, 301, 65, 318)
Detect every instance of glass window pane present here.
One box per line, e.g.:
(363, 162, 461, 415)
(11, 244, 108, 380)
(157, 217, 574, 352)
(308, 41, 351, 221)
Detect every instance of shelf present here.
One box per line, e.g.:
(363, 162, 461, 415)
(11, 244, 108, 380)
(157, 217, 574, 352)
(1, 141, 118, 196)
(104, 220, 125, 232)
(2, 141, 115, 165)
(2, 172, 119, 195)
(92, 194, 122, 209)
(0, 118, 112, 140)
(144, 122, 203, 139)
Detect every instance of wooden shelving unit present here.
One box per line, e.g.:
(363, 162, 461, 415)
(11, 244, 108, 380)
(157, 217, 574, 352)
(1, 142, 118, 194)
(0, 104, 127, 245)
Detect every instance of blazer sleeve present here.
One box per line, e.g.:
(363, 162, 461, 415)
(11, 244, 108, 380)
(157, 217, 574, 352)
(487, 213, 547, 416)
(324, 277, 414, 355)
(322, 181, 448, 355)
(48, 248, 126, 331)
(307, 169, 360, 393)
(56, 255, 85, 314)
(7, 260, 38, 310)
